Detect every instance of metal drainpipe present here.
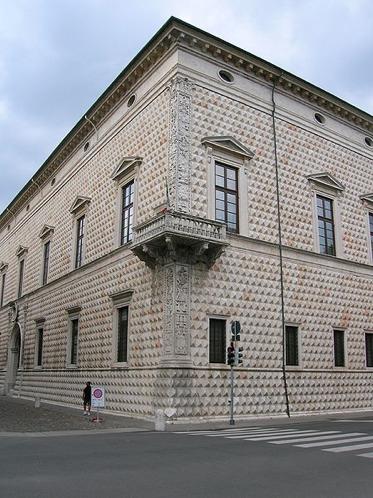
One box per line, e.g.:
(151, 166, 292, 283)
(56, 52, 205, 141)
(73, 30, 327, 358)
(271, 73, 290, 418)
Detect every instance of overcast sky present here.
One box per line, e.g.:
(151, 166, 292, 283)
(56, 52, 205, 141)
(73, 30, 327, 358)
(0, 0, 372, 214)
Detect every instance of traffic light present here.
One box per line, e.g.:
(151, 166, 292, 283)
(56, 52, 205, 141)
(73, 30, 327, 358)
(235, 347, 243, 365)
(227, 343, 235, 366)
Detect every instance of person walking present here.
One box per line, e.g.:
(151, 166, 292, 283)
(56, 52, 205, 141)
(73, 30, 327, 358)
(82, 381, 91, 415)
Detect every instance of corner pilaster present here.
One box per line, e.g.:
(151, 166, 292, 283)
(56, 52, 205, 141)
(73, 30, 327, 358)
(168, 76, 193, 213)
(162, 263, 192, 366)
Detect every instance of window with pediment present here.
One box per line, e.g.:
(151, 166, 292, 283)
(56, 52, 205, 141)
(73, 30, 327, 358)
(360, 193, 373, 263)
(16, 246, 28, 298)
(0, 263, 7, 307)
(69, 197, 91, 269)
(202, 136, 254, 237)
(39, 225, 54, 285)
(307, 173, 344, 257)
(111, 157, 141, 246)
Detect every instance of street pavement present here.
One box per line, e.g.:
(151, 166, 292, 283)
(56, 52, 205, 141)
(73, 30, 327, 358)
(1, 417, 373, 497)
(2, 396, 373, 497)
(0, 395, 153, 434)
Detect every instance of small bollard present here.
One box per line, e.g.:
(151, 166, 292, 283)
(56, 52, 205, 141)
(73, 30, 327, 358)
(154, 409, 166, 431)
(34, 396, 41, 408)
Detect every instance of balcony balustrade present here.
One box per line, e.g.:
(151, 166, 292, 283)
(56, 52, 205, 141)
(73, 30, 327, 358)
(131, 210, 228, 268)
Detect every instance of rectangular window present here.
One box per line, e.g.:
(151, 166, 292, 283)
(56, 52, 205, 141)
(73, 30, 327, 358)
(75, 215, 85, 268)
(369, 213, 373, 260)
(117, 306, 128, 362)
(366, 333, 373, 368)
(42, 241, 50, 285)
(70, 319, 79, 365)
(36, 328, 44, 367)
(285, 326, 299, 366)
(209, 318, 226, 363)
(317, 195, 336, 256)
(215, 162, 238, 233)
(0, 273, 5, 307)
(18, 259, 25, 298)
(334, 329, 345, 367)
(121, 180, 135, 245)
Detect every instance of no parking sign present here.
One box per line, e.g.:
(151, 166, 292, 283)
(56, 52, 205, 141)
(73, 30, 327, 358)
(91, 386, 105, 408)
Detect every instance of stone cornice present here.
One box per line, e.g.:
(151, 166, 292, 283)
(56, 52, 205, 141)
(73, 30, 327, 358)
(1, 17, 372, 230)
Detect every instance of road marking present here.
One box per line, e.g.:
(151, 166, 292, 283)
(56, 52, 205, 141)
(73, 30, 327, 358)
(358, 452, 373, 459)
(240, 430, 326, 441)
(295, 434, 369, 447)
(202, 428, 295, 437)
(270, 431, 366, 448)
(335, 419, 373, 423)
(324, 440, 373, 452)
(178, 427, 259, 435)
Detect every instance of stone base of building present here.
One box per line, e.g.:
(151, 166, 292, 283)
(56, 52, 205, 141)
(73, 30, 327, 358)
(1, 367, 372, 422)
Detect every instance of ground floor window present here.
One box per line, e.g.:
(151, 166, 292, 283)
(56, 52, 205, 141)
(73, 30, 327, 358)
(70, 318, 79, 365)
(117, 306, 129, 363)
(285, 325, 299, 366)
(209, 318, 226, 363)
(334, 329, 345, 367)
(365, 333, 373, 367)
(36, 327, 44, 367)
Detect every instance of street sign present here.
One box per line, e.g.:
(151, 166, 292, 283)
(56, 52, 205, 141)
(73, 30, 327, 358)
(91, 386, 105, 408)
(231, 320, 241, 341)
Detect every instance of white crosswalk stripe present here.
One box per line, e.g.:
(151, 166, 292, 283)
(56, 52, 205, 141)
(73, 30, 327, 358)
(324, 441, 373, 453)
(174, 426, 373, 460)
(358, 452, 373, 459)
(246, 431, 341, 441)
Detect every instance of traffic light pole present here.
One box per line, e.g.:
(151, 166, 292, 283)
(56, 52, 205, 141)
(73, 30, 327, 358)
(229, 365, 235, 425)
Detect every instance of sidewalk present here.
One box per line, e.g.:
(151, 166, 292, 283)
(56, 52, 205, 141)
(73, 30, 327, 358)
(1, 395, 373, 435)
(0, 395, 153, 434)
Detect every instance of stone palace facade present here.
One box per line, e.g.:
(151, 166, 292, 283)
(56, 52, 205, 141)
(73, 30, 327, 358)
(1, 18, 373, 422)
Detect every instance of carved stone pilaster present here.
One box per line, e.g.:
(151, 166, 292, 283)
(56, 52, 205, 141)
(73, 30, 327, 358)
(168, 77, 193, 213)
(162, 263, 192, 366)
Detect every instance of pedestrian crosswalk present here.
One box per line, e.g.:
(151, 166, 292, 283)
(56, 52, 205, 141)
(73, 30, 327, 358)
(174, 426, 373, 460)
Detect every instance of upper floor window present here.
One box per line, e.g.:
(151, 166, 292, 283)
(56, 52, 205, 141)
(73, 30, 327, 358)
(285, 325, 299, 366)
(369, 213, 373, 260)
(121, 180, 135, 245)
(0, 271, 6, 307)
(75, 215, 85, 269)
(202, 136, 254, 238)
(215, 162, 238, 233)
(39, 225, 54, 286)
(69, 196, 91, 270)
(333, 329, 345, 367)
(18, 259, 25, 298)
(42, 241, 51, 285)
(317, 195, 336, 256)
(111, 157, 141, 247)
(209, 318, 226, 363)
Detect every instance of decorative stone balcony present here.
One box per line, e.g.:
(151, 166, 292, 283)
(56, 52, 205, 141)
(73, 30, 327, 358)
(131, 210, 228, 268)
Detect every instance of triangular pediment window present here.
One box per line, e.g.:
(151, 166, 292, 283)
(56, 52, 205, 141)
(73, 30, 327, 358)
(360, 193, 373, 206)
(0, 262, 8, 273)
(111, 157, 142, 181)
(201, 136, 254, 159)
(69, 196, 91, 215)
(307, 172, 345, 192)
(39, 225, 55, 239)
(16, 246, 28, 258)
